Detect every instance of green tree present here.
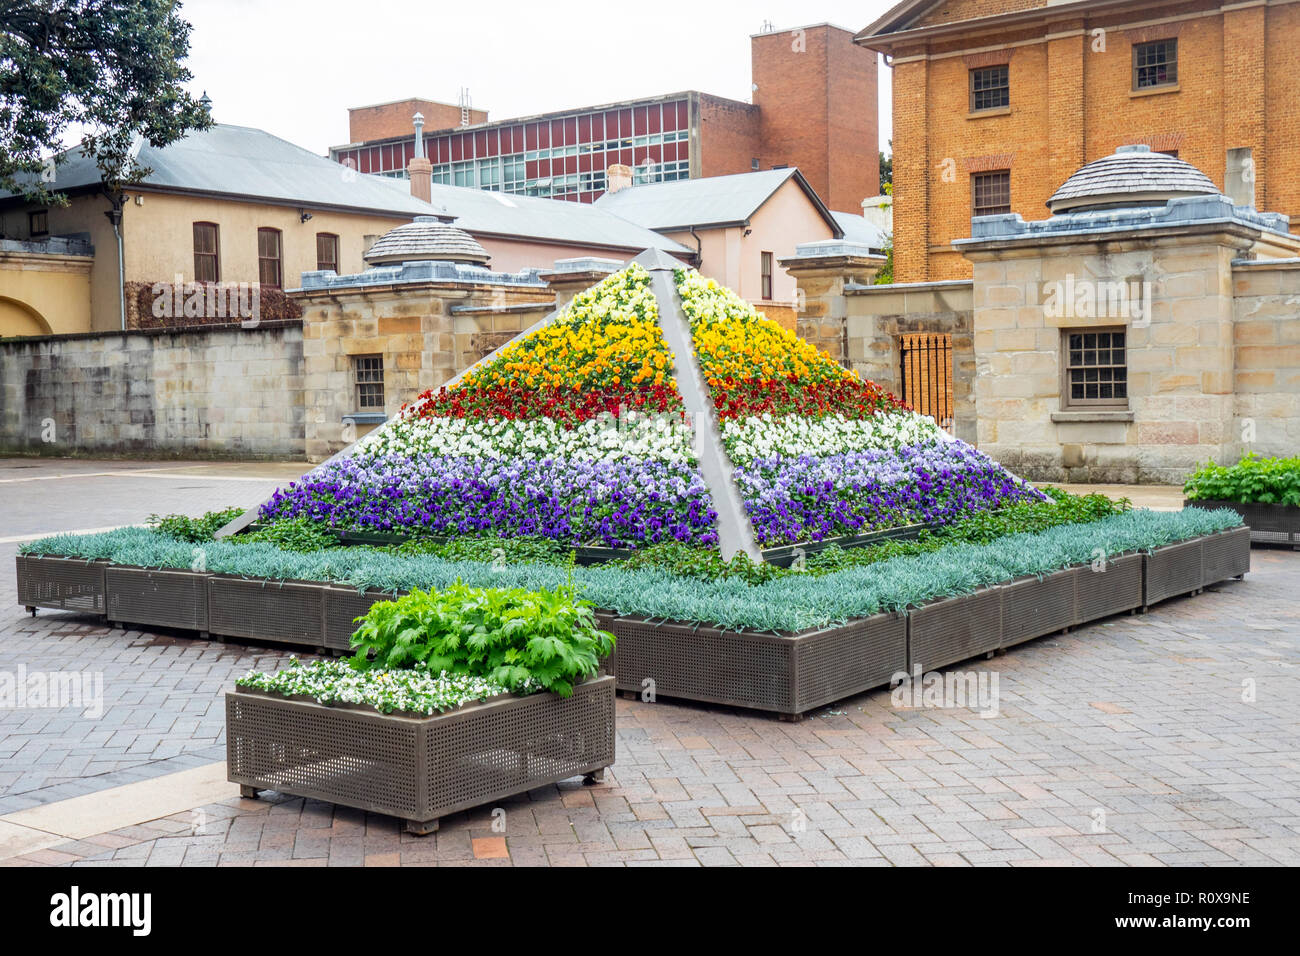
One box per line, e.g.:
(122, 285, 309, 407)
(878, 139, 893, 189)
(0, 0, 211, 204)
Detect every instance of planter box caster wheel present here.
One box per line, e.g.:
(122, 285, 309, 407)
(778, 712, 804, 723)
(239, 785, 262, 800)
(27, 607, 36, 617)
(583, 768, 606, 785)
(405, 818, 439, 836)
(619, 690, 638, 701)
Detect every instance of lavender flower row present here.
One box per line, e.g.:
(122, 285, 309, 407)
(734, 440, 1046, 545)
(260, 453, 719, 548)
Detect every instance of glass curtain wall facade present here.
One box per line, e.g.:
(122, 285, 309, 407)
(333, 98, 691, 204)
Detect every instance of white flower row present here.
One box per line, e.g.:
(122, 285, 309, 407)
(721, 411, 953, 463)
(356, 411, 698, 463)
(237, 658, 512, 715)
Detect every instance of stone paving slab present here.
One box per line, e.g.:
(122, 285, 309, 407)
(0, 458, 1296, 866)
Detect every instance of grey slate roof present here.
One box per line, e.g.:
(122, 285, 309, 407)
(364, 216, 490, 264)
(2, 124, 690, 255)
(593, 167, 841, 235)
(1047, 145, 1219, 213)
(830, 211, 888, 250)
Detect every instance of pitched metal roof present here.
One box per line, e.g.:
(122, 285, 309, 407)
(363, 216, 490, 264)
(1047, 145, 1220, 214)
(593, 167, 842, 236)
(830, 211, 888, 250)
(1, 123, 690, 255)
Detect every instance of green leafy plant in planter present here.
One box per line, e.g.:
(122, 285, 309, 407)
(239, 516, 342, 553)
(147, 507, 244, 543)
(1184, 454, 1300, 507)
(349, 582, 615, 698)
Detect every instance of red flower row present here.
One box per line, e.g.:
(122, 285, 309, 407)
(709, 376, 908, 421)
(405, 381, 684, 425)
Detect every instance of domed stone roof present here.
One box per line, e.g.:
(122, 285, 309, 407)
(363, 214, 490, 265)
(1047, 145, 1220, 214)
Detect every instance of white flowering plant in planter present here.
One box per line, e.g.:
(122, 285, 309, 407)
(236, 658, 512, 716)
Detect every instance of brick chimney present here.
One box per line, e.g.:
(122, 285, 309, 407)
(408, 111, 433, 202)
(606, 164, 633, 194)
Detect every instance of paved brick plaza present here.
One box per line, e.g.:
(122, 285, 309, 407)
(1, 459, 1297, 866)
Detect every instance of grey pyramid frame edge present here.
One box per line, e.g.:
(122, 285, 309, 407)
(216, 247, 763, 562)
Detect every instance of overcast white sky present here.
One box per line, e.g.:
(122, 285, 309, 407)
(179, 0, 898, 156)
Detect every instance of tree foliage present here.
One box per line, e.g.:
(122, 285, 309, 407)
(0, 0, 211, 202)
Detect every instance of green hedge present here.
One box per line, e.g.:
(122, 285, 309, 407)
(1184, 454, 1300, 507)
(21, 507, 1240, 633)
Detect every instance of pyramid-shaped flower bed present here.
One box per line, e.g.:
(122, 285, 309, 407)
(260, 264, 1043, 548)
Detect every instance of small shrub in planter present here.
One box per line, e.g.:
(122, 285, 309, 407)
(348, 581, 614, 697)
(1183, 454, 1300, 507)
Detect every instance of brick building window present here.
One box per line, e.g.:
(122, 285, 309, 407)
(972, 170, 1011, 218)
(29, 210, 48, 237)
(257, 227, 282, 287)
(761, 251, 773, 300)
(316, 232, 339, 272)
(193, 222, 220, 282)
(1063, 329, 1128, 407)
(969, 65, 1009, 112)
(1133, 39, 1177, 90)
(353, 355, 385, 410)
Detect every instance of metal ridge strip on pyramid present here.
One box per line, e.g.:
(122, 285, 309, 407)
(633, 248, 761, 562)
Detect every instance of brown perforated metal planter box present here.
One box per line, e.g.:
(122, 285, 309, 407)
(601, 613, 905, 716)
(1200, 525, 1251, 586)
(1074, 552, 1144, 622)
(999, 567, 1079, 649)
(16, 555, 107, 616)
(322, 586, 405, 653)
(206, 576, 326, 648)
(907, 586, 1002, 672)
(1184, 500, 1300, 549)
(105, 566, 210, 632)
(1143, 536, 1204, 607)
(226, 675, 615, 834)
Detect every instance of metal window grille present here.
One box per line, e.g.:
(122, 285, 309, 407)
(970, 66, 1009, 111)
(1065, 329, 1128, 406)
(972, 170, 1011, 217)
(354, 355, 385, 410)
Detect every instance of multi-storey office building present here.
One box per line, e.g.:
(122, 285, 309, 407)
(329, 24, 879, 212)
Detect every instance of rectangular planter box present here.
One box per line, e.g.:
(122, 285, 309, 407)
(105, 566, 210, 632)
(908, 586, 1002, 672)
(1200, 525, 1251, 587)
(1074, 552, 1144, 622)
(602, 613, 905, 716)
(322, 587, 404, 653)
(1143, 536, 1203, 608)
(1185, 499, 1300, 549)
(226, 675, 615, 833)
(16, 555, 106, 615)
(999, 567, 1079, 649)
(207, 576, 326, 648)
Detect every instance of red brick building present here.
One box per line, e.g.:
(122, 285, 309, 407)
(330, 24, 878, 212)
(858, 0, 1300, 282)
